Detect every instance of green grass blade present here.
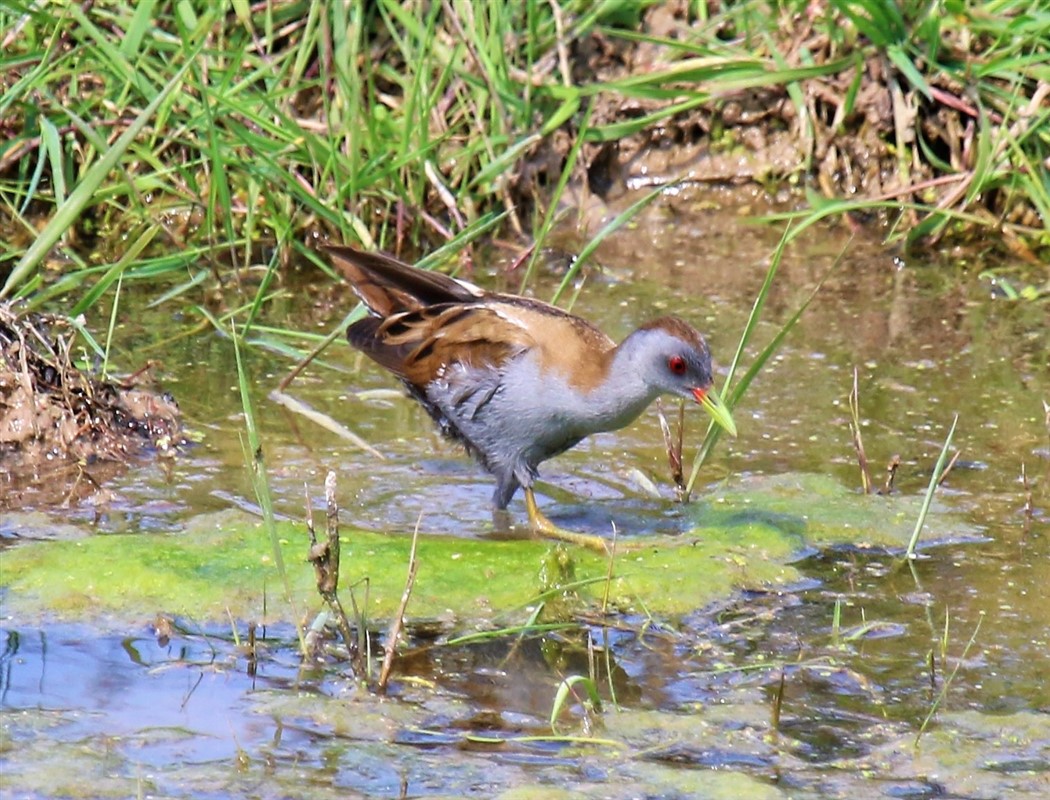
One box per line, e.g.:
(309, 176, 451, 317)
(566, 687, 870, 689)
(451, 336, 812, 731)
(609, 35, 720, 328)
(915, 610, 984, 745)
(722, 224, 791, 394)
(685, 229, 843, 497)
(519, 99, 595, 291)
(549, 179, 674, 306)
(905, 414, 959, 559)
(232, 322, 307, 653)
(39, 116, 66, 206)
(550, 674, 603, 733)
(887, 43, 933, 100)
(120, 0, 157, 58)
(70, 225, 159, 316)
(0, 43, 202, 299)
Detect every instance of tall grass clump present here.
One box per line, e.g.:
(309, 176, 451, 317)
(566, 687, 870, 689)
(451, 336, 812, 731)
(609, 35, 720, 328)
(3, 1, 1046, 311)
(0, 1, 618, 300)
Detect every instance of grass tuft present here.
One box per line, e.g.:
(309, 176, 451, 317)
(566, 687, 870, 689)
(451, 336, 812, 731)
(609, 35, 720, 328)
(2, 1, 1045, 314)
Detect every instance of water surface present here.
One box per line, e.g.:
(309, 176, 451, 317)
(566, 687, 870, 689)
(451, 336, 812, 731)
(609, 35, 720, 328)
(2, 195, 1048, 797)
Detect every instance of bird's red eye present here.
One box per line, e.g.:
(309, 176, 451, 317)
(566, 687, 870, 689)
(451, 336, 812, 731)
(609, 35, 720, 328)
(668, 355, 687, 375)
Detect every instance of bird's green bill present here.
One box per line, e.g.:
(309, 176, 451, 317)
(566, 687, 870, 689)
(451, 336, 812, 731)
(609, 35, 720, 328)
(694, 386, 737, 437)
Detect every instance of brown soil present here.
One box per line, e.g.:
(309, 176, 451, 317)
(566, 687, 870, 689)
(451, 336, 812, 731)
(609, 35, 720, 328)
(0, 305, 182, 510)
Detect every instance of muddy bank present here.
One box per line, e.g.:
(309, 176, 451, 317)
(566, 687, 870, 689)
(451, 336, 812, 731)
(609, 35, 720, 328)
(0, 305, 182, 509)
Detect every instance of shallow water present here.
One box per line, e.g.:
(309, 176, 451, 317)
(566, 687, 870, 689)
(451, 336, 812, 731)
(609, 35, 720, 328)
(2, 194, 1048, 797)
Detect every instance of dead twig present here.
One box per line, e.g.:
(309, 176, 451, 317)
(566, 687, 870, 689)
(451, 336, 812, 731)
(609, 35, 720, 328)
(848, 367, 874, 494)
(246, 623, 258, 678)
(275, 328, 340, 393)
(657, 399, 686, 499)
(1021, 461, 1033, 520)
(305, 472, 362, 674)
(936, 450, 962, 486)
(881, 455, 901, 495)
(772, 669, 786, 730)
(378, 515, 422, 693)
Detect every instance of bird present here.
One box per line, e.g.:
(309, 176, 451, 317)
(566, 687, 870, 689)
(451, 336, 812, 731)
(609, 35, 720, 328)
(326, 244, 736, 550)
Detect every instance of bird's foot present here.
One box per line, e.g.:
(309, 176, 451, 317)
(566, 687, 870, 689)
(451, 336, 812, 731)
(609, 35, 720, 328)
(524, 488, 612, 554)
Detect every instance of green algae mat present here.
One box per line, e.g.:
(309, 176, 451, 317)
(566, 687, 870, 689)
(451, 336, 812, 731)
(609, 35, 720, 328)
(0, 474, 978, 625)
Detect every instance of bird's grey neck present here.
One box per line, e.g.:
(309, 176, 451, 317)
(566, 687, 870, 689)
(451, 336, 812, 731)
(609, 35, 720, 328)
(576, 340, 661, 431)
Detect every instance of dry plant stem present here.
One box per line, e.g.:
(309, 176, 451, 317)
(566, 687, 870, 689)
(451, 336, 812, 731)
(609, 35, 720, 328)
(675, 402, 685, 479)
(306, 472, 360, 671)
(505, 242, 535, 273)
(271, 389, 384, 458)
(246, 623, 258, 678)
(600, 523, 618, 614)
(1021, 462, 1033, 518)
(925, 83, 1050, 245)
(424, 160, 466, 232)
(937, 450, 962, 486)
(882, 455, 901, 494)
(394, 199, 408, 256)
(772, 670, 785, 730)
(548, 0, 572, 88)
(378, 518, 421, 693)
(420, 208, 454, 241)
(1044, 401, 1050, 467)
(441, 0, 507, 124)
(326, 473, 362, 673)
(270, 317, 385, 457)
(303, 505, 329, 658)
(656, 399, 685, 496)
(849, 367, 873, 494)
(118, 360, 159, 387)
(887, 68, 917, 225)
(276, 323, 345, 393)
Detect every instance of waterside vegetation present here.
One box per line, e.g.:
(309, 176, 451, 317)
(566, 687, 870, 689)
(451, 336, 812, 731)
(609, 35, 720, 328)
(1, 0, 1047, 306)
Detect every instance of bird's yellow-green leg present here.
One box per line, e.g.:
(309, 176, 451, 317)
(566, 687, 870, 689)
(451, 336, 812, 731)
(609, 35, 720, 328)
(524, 487, 610, 553)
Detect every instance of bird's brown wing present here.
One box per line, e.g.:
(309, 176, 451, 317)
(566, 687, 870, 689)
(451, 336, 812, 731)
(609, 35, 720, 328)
(348, 303, 536, 390)
(325, 245, 479, 317)
(329, 243, 618, 390)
